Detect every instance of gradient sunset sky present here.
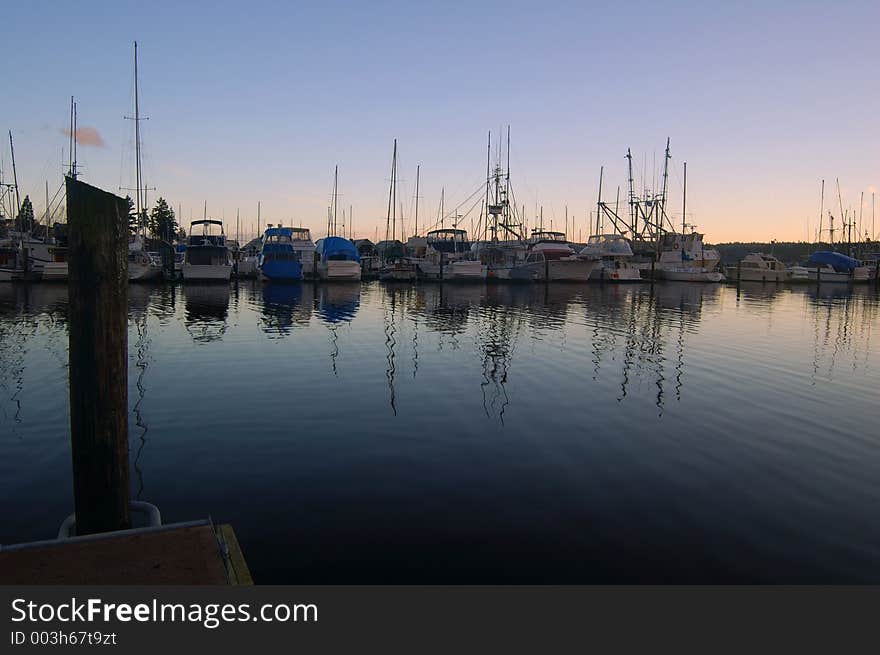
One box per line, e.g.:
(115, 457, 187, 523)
(3, 0, 879, 243)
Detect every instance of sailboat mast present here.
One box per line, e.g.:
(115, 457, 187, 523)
(8, 131, 20, 218)
(596, 166, 603, 236)
(385, 140, 395, 243)
(73, 101, 78, 179)
(484, 131, 491, 240)
(133, 41, 142, 228)
(817, 179, 824, 244)
(414, 165, 419, 238)
(332, 164, 338, 235)
(682, 161, 687, 235)
(392, 144, 397, 242)
(69, 96, 74, 176)
(836, 178, 844, 247)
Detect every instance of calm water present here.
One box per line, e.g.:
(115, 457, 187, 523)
(1, 280, 879, 583)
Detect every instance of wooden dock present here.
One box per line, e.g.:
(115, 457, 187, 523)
(0, 520, 252, 585)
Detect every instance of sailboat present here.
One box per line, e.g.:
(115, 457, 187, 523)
(655, 162, 724, 282)
(379, 141, 417, 281)
(126, 41, 162, 283)
(316, 166, 361, 281)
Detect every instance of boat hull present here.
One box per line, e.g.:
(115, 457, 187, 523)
(129, 263, 163, 282)
(259, 259, 303, 282)
(525, 258, 597, 281)
(183, 264, 232, 282)
(589, 264, 642, 282)
(724, 267, 786, 282)
(42, 262, 69, 282)
(319, 261, 361, 281)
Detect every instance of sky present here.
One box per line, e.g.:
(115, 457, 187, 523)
(2, 0, 879, 243)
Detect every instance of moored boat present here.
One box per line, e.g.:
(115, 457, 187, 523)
(259, 226, 303, 282)
(523, 230, 597, 281)
(182, 219, 233, 282)
(316, 236, 361, 281)
(724, 252, 787, 283)
(579, 234, 642, 282)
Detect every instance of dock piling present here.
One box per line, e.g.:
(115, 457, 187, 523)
(66, 177, 131, 535)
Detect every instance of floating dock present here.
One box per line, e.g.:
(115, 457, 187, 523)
(0, 520, 252, 585)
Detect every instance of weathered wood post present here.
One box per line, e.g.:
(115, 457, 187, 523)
(66, 178, 131, 535)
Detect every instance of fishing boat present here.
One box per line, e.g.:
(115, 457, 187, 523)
(475, 131, 534, 281)
(523, 230, 597, 281)
(419, 228, 487, 281)
(258, 226, 303, 281)
(579, 234, 642, 282)
(724, 253, 787, 282)
(182, 219, 233, 282)
(315, 236, 361, 281)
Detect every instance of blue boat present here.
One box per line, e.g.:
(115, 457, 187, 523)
(259, 227, 304, 281)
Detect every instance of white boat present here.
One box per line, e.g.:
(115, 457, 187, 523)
(659, 267, 725, 282)
(290, 227, 316, 279)
(724, 253, 787, 282)
(128, 234, 162, 282)
(579, 234, 642, 282)
(419, 229, 487, 281)
(182, 219, 233, 282)
(523, 231, 598, 281)
(315, 236, 361, 281)
(477, 242, 535, 281)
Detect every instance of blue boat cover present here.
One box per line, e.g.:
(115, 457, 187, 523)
(807, 251, 861, 272)
(316, 237, 360, 262)
(264, 227, 294, 238)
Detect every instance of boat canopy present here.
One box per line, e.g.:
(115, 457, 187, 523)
(808, 251, 862, 272)
(580, 234, 633, 257)
(530, 230, 567, 242)
(316, 236, 360, 262)
(264, 227, 294, 240)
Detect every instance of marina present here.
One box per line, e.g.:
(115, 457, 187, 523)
(1, 13, 879, 591)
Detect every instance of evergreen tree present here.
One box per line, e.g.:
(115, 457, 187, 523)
(125, 195, 137, 233)
(148, 197, 177, 243)
(15, 196, 35, 232)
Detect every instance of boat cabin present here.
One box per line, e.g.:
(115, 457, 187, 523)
(427, 229, 470, 254)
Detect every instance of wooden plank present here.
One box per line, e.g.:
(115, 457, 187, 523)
(217, 524, 254, 585)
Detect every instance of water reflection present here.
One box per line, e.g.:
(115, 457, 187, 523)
(183, 284, 230, 343)
(3, 281, 880, 582)
(317, 284, 360, 376)
(260, 283, 308, 337)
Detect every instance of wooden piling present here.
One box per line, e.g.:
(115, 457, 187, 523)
(66, 178, 131, 535)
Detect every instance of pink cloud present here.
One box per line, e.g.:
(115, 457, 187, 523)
(60, 126, 106, 148)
